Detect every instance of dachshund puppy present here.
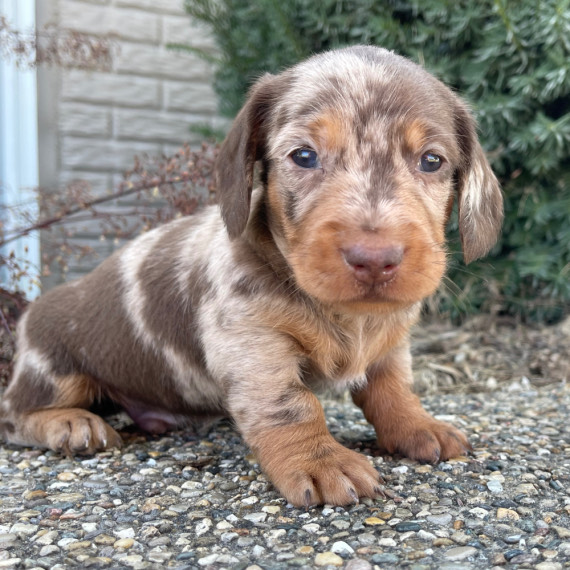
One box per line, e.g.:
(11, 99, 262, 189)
(0, 46, 503, 507)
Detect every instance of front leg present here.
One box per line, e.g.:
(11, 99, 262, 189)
(352, 345, 470, 463)
(228, 376, 382, 507)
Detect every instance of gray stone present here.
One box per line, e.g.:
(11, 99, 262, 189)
(357, 532, 376, 546)
(38, 545, 60, 557)
(486, 480, 503, 494)
(345, 560, 373, 570)
(534, 563, 563, 570)
(0, 558, 22, 568)
(371, 553, 399, 564)
(443, 546, 478, 561)
(395, 522, 421, 532)
(243, 512, 267, 524)
(8, 524, 37, 536)
(330, 519, 350, 530)
(427, 513, 452, 526)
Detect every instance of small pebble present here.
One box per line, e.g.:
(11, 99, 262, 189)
(67, 540, 92, 551)
(535, 563, 563, 570)
(486, 480, 503, 494)
(490, 552, 507, 565)
(418, 530, 437, 541)
(552, 526, 570, 539)
(9, 524, 37, 536)
(358, 533, 377, 546)
(114, 528, 135, 539)
(395, 522, 421, 532)
(331, 540, 354, 556)
(345, 560, 372, 570)
(314, 552, 344, 566)
(371, 553, 399, 564)
(34, 530, 58, 545)
(195, 518, 213, 536)
(23, 490, 47, 500)
(444, 546, 478, 561)
(242, 496, 258, 505)
(56, 472, 76, 482)
(427, 514, 452, 526)
(94, 535, 115, 545)
(433, 538, 454, 547)
(113, 538, 134, 549)
(38, 545, 59, 557)
(302, 523, 321, 533)
(504, 549, 525, 561)
(496, 507, 519, 521)
(121, 554, 144, 565)
(243, 512, 267, 524)
(0, 559, 22, 568)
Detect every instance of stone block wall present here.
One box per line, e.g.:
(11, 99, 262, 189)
(36, 0, 222, 285)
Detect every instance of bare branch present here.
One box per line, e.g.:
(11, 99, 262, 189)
(0, 15, 115, 70)
(0, 142, 219, 283)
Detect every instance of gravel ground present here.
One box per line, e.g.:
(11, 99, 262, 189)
(0, 380, 569, 570)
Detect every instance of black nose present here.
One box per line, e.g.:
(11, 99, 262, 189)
(342, 244, 404, 284)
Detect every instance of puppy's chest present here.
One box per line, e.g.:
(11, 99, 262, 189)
(295, 316, 396, 390)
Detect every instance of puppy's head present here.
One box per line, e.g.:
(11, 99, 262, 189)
(215, 46, 503, 311)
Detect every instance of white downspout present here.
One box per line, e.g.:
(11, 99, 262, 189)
(0, 0, 40, 299)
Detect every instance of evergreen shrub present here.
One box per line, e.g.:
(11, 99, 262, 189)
(185, 0, 570, 322)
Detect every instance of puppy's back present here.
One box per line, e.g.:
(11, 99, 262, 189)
(9, 207, 226, 416)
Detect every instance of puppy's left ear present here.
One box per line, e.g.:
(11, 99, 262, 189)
(454, 101, 504, 264)
(215, 73, 285, 239)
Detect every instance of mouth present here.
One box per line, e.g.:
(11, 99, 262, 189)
(325, 274, 412, 310)
(356, 278, 395, 298)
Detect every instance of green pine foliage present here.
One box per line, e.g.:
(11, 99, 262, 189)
(185, 0, 570, 322)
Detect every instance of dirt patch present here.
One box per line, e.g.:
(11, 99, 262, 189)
(412, 314, 570, 394)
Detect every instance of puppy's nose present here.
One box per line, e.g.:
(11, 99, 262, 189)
(342, 244, 404, 284)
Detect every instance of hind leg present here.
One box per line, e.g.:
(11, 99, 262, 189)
(0, 368, 122, 454)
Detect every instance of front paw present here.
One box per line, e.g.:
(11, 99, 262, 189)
(260, 438, 383, 507)
(380, 415, 471, 464)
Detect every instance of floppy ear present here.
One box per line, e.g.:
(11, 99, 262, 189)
(454, 102, 504, 264)
(215, 73, 283, 239)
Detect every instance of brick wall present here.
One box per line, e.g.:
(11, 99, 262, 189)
(36, 0, 222, 285)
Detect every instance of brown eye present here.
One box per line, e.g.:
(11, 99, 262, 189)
(291, 148, 320, 169)
(419, 152, 442, 172)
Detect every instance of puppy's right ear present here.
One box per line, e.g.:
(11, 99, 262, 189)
(215, 73, 283, 239)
